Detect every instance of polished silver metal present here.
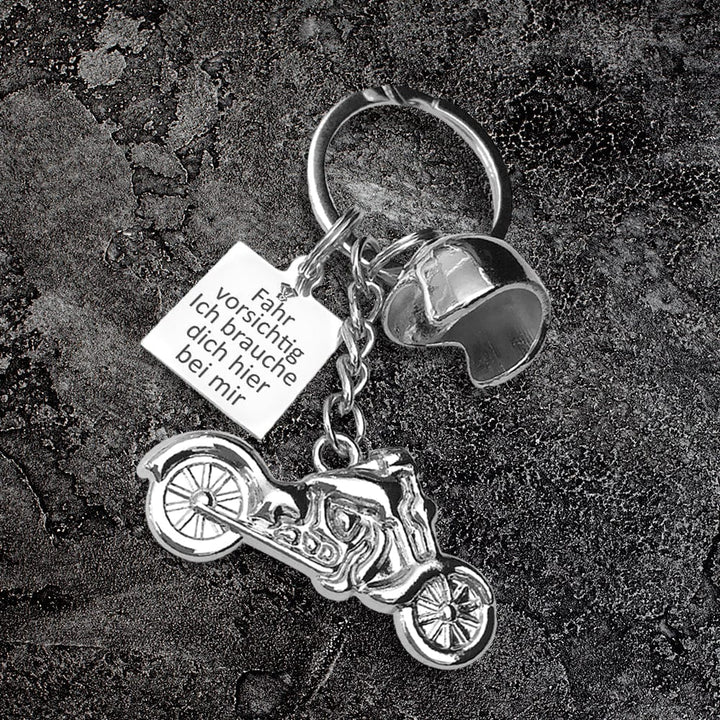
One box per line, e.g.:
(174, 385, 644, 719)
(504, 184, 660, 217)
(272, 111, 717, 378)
(383, 233, 551, 387)
(323, 393, 365, 448)
(140, 430, 496, 669)
(367, 229, 440, 281)
(141, 241, 344, 440)
(296, 206, 363, 296)
(313, 431, 360, 473)
(315, 236, 384, 468)
(307, 85, 513, 274)
(307, 86, 550, 387)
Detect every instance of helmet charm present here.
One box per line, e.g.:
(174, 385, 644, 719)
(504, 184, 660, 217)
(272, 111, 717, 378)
(383, 233, 549, 387)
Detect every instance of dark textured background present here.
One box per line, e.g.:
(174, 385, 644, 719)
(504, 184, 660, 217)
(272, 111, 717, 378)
(0, 1, 718, 718)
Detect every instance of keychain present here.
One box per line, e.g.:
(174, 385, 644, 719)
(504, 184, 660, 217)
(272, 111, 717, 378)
(138, 85, 550, 669)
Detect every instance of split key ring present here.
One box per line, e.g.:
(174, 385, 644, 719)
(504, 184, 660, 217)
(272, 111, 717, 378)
(306, 84, 513, 275)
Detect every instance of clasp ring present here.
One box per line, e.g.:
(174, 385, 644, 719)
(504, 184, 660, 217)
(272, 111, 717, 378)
(313, 433, 361, 473)
(307, 84, 513, 278)
(295, 206, 363, 296)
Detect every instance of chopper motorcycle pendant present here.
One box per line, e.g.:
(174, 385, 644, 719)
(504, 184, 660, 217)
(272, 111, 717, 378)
(139, 430, 495, 669)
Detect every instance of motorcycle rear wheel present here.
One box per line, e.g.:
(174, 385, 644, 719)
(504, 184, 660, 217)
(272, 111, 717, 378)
(394, 558, 496, 669)
(145, 455, 246, 562)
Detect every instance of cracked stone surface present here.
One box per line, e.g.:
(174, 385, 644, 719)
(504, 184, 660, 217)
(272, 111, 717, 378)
(0, 1, 718, 719)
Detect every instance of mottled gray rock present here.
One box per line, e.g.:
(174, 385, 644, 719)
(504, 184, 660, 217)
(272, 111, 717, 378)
(0, 1, 718, 719)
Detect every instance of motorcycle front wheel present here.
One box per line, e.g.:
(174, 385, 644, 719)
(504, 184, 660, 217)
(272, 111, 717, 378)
(394, 558, 496, 669)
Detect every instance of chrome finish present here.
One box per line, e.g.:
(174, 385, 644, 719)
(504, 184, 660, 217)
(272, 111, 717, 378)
(296, 206, 363, 296)
(322, 393, 365, 449)
(315, 236, 383, 468)
(313, 432, 360, 473)
(141, 240, 344, 440)
(383, 233, 551, 387)
(140, 431, 496, 669)
(307, 84, 512, 279)
(367, 229, 441, 281)
(307, 87, 550, 387)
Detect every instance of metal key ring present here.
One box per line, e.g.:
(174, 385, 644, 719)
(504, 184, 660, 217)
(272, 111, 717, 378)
(307, 84, 513, 277)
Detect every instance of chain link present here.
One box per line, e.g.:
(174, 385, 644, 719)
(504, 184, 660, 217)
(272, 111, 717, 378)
(313, 236, 384, 472)
(312, 229, 444, 472)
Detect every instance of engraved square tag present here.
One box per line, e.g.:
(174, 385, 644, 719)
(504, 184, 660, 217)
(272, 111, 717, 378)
(142, 242, 342, 439)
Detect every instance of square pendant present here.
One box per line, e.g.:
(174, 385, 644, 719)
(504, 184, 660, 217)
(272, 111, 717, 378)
(142, 242, 342, 439)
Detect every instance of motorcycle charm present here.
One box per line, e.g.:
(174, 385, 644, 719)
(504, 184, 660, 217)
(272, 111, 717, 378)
(139, 431, 495, 669)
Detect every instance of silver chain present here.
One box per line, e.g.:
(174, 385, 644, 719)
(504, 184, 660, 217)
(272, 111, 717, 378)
(313, 236, 384, 472)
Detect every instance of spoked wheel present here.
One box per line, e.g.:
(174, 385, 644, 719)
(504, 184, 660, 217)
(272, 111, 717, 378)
(394, 559, 496, 669)
(145, 455, 247, 562)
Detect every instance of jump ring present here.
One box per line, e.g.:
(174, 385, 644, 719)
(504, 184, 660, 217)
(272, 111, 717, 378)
(367, 229, 440, 279)
(313, 433, 361, 473)
(296, 206, 363, 295)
